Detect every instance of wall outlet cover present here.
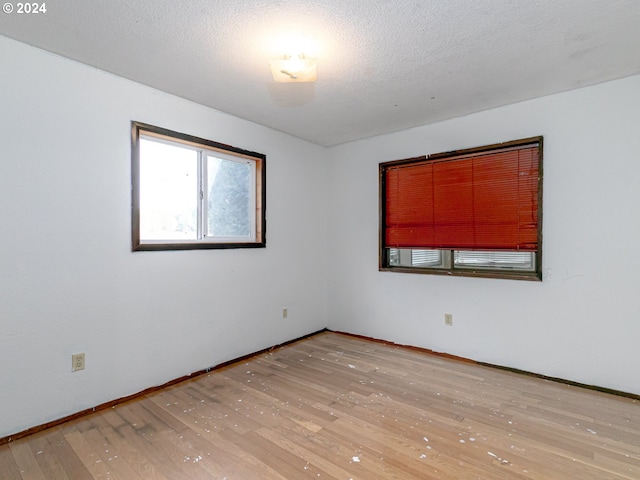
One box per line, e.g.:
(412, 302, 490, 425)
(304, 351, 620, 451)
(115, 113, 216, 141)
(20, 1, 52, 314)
(72, 353, 85, 372)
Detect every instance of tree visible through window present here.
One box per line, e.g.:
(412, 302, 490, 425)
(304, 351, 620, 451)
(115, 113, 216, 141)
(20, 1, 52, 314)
(131, 122, 266, 251)
(209, 158, 251, 237)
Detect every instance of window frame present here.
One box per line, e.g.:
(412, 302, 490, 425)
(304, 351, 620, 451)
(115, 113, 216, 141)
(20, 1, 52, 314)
(131, 121, 266, 251)
(379, 137, 543, 281)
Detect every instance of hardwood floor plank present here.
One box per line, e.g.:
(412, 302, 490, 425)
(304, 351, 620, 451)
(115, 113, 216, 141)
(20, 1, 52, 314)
(8, 441, 47, 480)
(63, 427, 123, 479)
(255, 424, 366, 480)
(42, 428, 95, 480)
(107, 423, 193, 480)
(3, 331, 640, 479)
(0, 443, 23, 480)
(213, 371, 338, 429)
(219, 427, 339, 480)
(96, 420, 170, 480)
(27, 433, 72, 480)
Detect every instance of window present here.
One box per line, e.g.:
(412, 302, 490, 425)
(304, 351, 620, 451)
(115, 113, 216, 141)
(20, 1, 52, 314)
(379, 137, 542, 280)
(131, 122, 266, 251)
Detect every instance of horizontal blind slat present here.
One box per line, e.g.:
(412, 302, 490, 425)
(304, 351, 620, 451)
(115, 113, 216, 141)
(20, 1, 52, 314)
(383, 143, 539, 251)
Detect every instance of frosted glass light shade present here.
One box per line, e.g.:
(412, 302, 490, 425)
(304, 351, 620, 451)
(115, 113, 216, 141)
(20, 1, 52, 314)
(270, 55, 317, 82)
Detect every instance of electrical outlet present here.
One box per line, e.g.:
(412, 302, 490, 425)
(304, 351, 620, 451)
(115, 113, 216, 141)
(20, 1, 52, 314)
(282, 307, 288, 319)
(444, 313, 453, 326)
(72, 353, 85, 372)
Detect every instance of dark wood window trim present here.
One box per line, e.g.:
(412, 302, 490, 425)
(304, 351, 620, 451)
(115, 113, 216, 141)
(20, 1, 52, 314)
(131, 122, 266, 251)
(379, 136, 543, 281)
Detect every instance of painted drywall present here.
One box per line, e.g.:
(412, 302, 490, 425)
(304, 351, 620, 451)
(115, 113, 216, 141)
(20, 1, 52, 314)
(0, 36, 328, 438)
(327, 74, 640, 395)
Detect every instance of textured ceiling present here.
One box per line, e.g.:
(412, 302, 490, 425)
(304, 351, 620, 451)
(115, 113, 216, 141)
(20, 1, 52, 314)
(1, 0, 639, 146)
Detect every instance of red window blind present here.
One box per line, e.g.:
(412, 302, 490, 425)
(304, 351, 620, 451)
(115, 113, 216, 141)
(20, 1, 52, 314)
(384, 142, 540, 251)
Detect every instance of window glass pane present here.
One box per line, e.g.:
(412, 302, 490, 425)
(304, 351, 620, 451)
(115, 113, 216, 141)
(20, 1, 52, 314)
(387, 249, 448, 268)
(389, 248, 401, 266)
(139, 139, 198, 240)
(411, 249, 444, 267)
(454, 250, 535, 271)
(207, 156, 252, 238)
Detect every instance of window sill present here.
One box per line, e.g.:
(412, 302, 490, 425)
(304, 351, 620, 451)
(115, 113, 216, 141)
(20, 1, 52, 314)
(133, 241, 266, 251)
(379, 266, 542, 281)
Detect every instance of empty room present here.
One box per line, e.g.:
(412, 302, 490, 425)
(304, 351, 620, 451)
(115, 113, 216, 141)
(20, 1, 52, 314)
(1, 1, 640, 478)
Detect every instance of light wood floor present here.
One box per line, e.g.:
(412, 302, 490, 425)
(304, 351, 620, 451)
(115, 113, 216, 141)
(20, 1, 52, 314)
(2, 331, 640, 479)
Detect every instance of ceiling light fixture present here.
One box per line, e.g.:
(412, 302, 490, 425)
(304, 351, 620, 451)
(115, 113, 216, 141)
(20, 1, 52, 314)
(270, 54, 317, 83)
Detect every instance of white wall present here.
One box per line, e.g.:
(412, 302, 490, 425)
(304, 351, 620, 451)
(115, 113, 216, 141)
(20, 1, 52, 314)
(327, 74, 640, 395)
(0, 36, 328, 437)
